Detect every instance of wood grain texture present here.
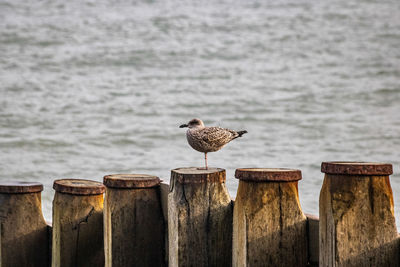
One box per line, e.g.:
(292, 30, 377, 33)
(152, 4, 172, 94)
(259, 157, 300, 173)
(233, 180, 308, 267)
(168, 168, 232, 267)
(52, 192, 104, 267)
(0, 192, 49, 267)
(319, 174, 399, 267)
(104, 186, 165, 267)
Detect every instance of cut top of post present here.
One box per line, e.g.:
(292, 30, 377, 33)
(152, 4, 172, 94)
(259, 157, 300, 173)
(171, 167, 226, 184)
(53, 179, 105, 195)
(103, 174, 161, 189)
(0, 182, 43, 194)
(235, 168, 302, 182)
(321, 162, 393, 175)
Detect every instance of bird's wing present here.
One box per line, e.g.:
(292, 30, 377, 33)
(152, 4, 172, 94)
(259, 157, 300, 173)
(200, 127, 238, 146)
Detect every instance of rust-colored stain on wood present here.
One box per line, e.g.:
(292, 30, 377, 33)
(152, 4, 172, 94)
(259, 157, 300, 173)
(321, 162, 393, 175)
(53, 179, 105, 195)
(103, 174, 161, 189)
(0, 182, 43, 193)
(235, 168, 302, 182)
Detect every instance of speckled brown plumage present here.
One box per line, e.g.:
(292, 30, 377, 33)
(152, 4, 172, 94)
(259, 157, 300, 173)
(187, 126, 240, 153)
(180, 118, 247, 169)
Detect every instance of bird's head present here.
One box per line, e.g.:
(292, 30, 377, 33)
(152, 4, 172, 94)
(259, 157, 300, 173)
(179, 118, 205, 129)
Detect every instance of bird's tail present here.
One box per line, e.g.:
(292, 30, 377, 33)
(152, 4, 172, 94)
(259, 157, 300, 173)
(236, 130, 248, 137)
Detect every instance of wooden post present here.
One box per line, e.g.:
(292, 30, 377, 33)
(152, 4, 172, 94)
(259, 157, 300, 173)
(160, 182, 170, 264)
(0, 182, 49, 267)
(168, 167, 232, 267)
(103, 174, 165, 267)
(306, 214, 319, 267)
(52, 179, 105, 267)
(233, 168, 308, 267)
(320, 162, 400, 266)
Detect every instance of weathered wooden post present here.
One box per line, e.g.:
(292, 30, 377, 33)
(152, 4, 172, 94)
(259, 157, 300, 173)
(103, 174, 165, 267)
(0, 182, 49, 266)
(320, 162, 400, 266)
(168, 167, 232, 267)
(306, 214, 319, 266)
(233, 168, 308, 267)
(52, 179, 105, 267)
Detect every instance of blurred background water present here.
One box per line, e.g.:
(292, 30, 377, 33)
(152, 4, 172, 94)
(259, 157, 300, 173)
(1, 0, 399, 228)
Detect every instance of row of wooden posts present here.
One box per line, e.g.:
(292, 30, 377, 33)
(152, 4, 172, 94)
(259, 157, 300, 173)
(0, 162, 399, 266)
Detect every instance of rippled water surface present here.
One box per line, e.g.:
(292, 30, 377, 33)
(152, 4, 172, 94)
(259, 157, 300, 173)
(1, 0, 400, 227)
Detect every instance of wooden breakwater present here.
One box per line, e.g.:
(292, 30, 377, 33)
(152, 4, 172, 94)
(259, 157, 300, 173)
(0, 162, 399, 267)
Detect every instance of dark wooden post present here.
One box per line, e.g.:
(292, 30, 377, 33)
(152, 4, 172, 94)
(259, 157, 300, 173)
(52, 179, 105, 267)
(168, 167, 232, 267)
(306, 214, 319, 266)
(320, 162, 399, 266)
(103, 174, 165, 267)
(0, 182, 49, 267)
(233, 168, 308, 267)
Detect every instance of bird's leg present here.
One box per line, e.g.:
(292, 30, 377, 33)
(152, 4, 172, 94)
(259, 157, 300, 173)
(205, 152, 208, 170)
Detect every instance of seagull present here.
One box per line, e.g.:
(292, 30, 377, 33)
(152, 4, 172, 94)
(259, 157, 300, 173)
(179, 118, 247, 169)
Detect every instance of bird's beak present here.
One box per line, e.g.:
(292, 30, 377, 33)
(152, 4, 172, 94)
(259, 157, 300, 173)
(179, 124, 188, 128)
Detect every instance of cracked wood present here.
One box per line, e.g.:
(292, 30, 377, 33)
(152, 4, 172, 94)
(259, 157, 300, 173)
(168, 168, 232, 267)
